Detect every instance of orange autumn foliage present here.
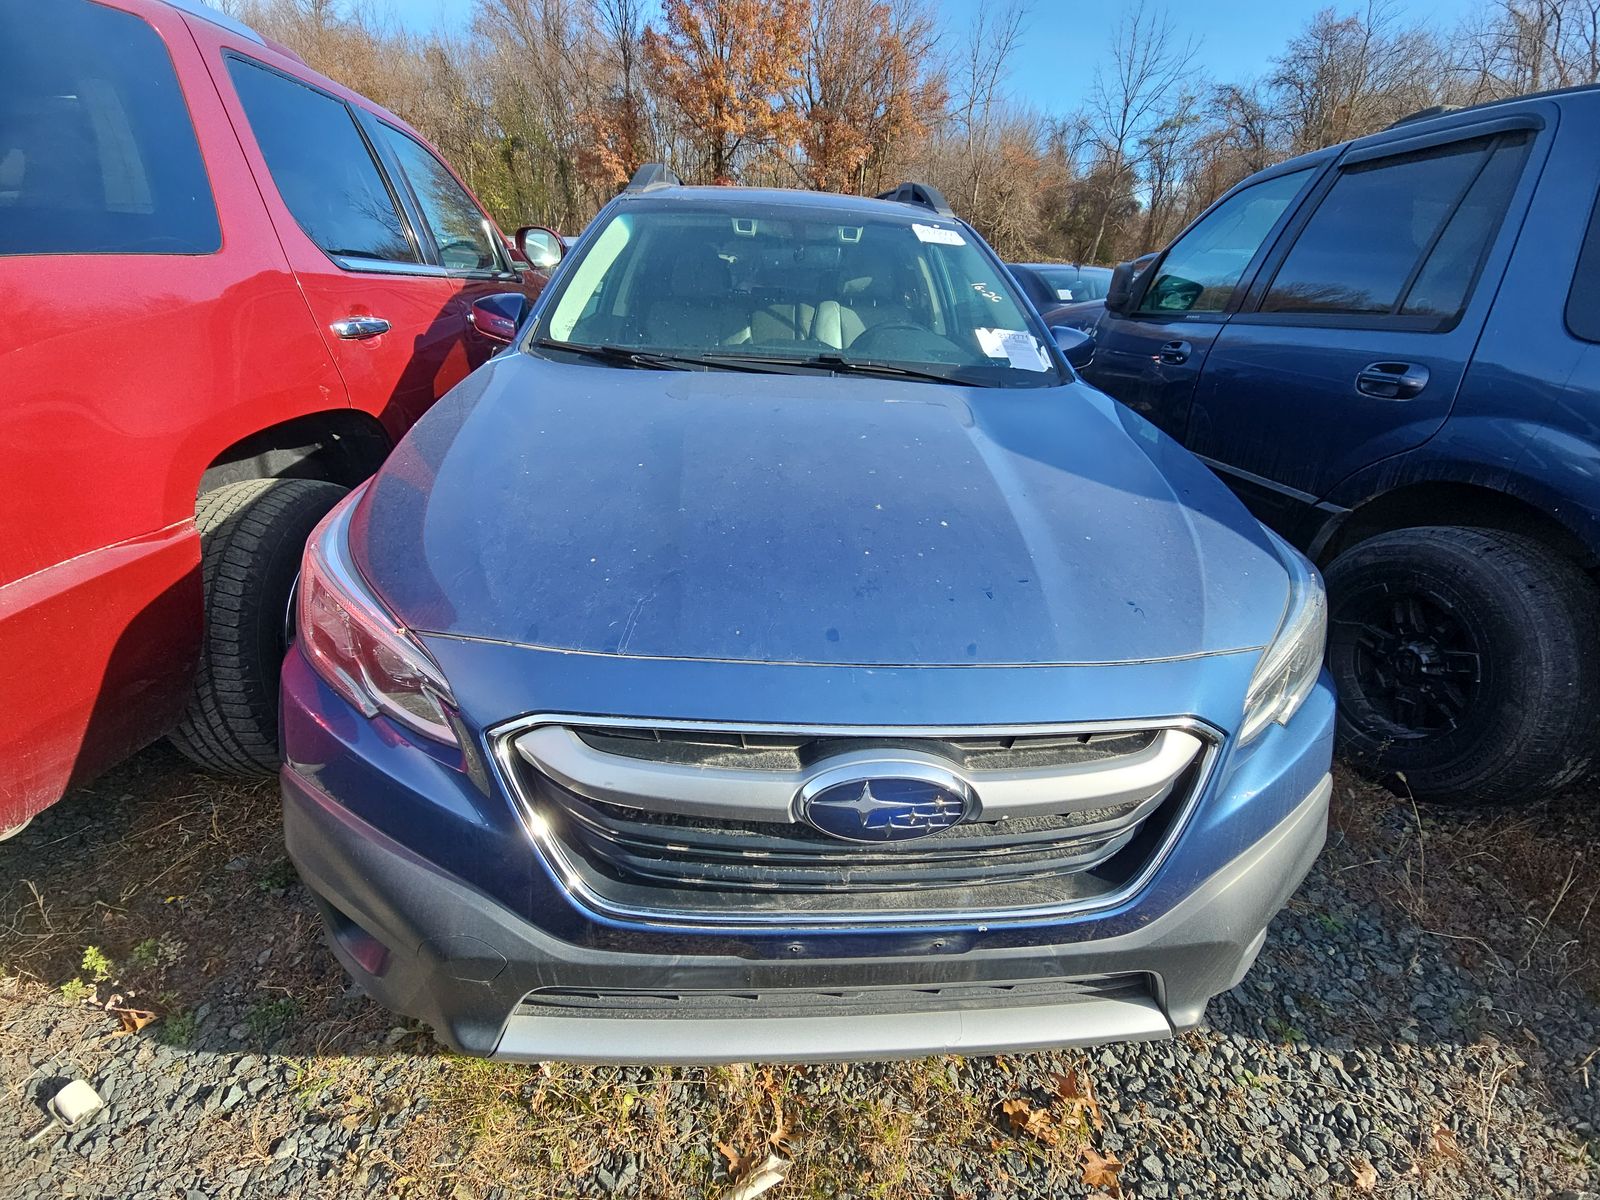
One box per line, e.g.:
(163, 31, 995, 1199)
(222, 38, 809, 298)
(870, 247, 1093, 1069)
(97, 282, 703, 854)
(643, 0, 809, 182)
(799, 0, 944, 193)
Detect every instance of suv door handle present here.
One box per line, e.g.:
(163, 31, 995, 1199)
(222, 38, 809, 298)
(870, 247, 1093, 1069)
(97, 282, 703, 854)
(1158, 340, 1191, 365)
(330, 316, 392, 340)
(1356, 361, 1430, 399)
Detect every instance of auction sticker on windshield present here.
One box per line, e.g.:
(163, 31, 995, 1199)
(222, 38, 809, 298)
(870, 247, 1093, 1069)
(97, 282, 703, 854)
(912, 222, 966, 245)
(977, 327, 1051, 371)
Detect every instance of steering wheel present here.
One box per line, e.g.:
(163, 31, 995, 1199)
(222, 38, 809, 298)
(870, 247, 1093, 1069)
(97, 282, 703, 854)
(848, 320, 935, 354)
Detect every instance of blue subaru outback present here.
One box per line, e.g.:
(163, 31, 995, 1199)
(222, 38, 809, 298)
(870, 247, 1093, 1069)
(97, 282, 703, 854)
(280, 170, 1334, 1063)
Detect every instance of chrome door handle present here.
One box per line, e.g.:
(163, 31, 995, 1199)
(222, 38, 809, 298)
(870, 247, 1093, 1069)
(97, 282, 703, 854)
(1356, 361, 1429, 399)
(331, 316, 391, 340)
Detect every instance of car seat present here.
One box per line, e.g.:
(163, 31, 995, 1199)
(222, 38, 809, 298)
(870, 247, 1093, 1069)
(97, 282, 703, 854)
(642, 249, 745, 348)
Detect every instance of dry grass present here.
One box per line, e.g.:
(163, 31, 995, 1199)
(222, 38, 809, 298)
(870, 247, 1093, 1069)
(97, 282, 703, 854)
(385, 1054, 1015, 1199)
(1328, 767, 1600, 998)
(0, 752, 283, 991)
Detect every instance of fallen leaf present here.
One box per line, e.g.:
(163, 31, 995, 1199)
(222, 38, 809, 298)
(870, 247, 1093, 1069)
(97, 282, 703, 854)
(716, 1152, 791, 1200)
(716, 1141, 754, 1176)
(1431, 1124, 1463, 1160)
(110, 1007, 158, 1036)
(1051, 1068, 1104, 1131)
(1001, 1097, 1060, 1146)
(1351, 1158, 1378, 1191)
(767, 1094, 793, 1154)
(1080, 1146, 1123, 1194)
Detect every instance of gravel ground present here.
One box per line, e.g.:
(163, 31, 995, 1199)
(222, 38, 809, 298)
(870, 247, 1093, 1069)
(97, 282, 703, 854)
(2, 745, 1597, 1199)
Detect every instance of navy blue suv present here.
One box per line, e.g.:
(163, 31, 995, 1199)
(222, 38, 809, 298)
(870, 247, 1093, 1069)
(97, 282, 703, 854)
(1082, 86, 1600, 807)
(279, 171, 1334, 1062)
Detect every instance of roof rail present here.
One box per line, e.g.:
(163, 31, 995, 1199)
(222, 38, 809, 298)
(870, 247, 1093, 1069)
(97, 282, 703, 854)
(1387, 103, 1461, 130)
(875, 181, 954, 217)
(626, 164, 682, 194)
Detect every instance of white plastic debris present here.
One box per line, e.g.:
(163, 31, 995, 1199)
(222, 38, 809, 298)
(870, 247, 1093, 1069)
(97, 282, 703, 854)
(26, 1079, 104, 1145)
(717, 1153, 791, 1200)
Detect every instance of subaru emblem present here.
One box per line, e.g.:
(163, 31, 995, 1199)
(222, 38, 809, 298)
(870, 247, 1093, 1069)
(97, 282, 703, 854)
(797, 759, 975, 843)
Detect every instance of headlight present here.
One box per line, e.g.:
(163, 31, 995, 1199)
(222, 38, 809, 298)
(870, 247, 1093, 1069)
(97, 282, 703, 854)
(1239, 533, 1327, 744)
(297, 488, 459, 747)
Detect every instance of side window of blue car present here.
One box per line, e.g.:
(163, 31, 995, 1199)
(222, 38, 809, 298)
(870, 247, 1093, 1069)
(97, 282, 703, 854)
(1259, 133, 1529, 329)
(1568, 192, 1600, 343)
(1137, 169, 1314, 315)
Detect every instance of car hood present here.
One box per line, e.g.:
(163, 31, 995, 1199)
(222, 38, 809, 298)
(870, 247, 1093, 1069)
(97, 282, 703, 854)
(352, 356, 1289, 667)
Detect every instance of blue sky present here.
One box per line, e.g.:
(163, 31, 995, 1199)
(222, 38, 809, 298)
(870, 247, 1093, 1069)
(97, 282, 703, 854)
(384, 0, 1487, 115)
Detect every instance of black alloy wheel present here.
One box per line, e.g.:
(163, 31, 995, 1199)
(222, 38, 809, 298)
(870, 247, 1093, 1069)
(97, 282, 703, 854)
(1324, 525, 1600, 806)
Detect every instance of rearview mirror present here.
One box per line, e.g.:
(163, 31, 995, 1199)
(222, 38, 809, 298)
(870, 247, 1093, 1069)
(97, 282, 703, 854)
(470, 292, 529, 344)
(515, 225, 564, 270)
(1105, 251, 1159, 316)
(1051, 326, 1095, 370)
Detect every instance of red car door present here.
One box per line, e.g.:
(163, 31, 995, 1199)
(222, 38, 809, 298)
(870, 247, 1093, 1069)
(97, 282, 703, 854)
(193, 26, 540, 443)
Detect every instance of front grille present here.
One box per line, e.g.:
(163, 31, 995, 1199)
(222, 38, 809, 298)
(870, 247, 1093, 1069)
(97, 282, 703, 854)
(575, 724, 1160, 773)
(504, 719, 1211, 920)
(516, 974, 1153, 1021)
(546, 786, 1164, 893)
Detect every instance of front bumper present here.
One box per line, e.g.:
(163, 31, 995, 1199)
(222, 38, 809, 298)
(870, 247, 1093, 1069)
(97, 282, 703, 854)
(282, 684, 1331, 1061)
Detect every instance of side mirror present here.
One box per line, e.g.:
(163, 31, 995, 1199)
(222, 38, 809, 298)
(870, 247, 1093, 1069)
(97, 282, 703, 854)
(470, 292, 529, 344)
(1105, 251, 1159, 316)
(515, 225, 564, 270)
(1051, 326, 1095, 370)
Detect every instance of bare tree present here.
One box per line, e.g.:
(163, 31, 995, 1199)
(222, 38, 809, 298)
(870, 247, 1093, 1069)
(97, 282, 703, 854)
(1270, 2, 1446, 154)
(951, 0, 1028, 216)
(1452, 0, 1600, 100)
(1084, 1, 1196, 262)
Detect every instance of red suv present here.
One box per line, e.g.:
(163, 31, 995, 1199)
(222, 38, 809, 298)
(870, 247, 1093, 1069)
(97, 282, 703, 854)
(0, 0, 559, 836)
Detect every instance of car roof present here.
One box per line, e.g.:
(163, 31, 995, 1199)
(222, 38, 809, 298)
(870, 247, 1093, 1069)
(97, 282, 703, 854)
(1333, 82, 1600, 159)
(616, 185, 960, 222)
(161, 0, 266, 44)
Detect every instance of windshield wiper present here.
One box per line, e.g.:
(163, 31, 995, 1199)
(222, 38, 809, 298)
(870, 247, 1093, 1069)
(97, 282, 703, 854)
(533, 339, 787, 373)
(704, 353, 966, 385)
(533, 341, 998, 384)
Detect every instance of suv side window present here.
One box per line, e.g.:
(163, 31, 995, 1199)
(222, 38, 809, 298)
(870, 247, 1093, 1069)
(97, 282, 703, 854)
(1569, 192, 1600, 343)
(1261, 134, 1528, 325)
(226, 57, 419, 266)
(0, 0, 220, 256)
(377, 124, 500, 272)
(1138, 169, 1312, 315)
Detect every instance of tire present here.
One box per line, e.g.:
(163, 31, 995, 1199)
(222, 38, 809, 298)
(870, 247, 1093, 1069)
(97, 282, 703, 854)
(1324, 526, 1600, 806)
(170, 478, 348, 774)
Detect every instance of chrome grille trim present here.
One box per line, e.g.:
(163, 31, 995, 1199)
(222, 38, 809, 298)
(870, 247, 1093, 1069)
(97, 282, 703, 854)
(486, 713, 1224, 931)
(515, 724, 1201, 823)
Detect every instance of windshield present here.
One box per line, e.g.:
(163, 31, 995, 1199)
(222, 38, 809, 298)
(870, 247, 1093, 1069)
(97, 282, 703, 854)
(1035, 265, 1112, 303)
(534, 199, 1062, 388)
